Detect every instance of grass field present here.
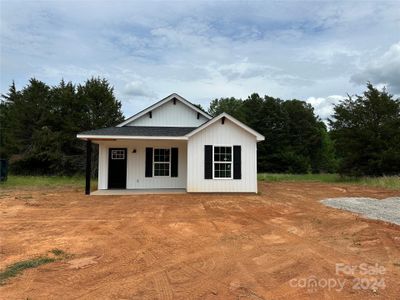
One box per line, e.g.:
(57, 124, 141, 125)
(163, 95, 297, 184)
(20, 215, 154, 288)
(1, 174, 399, 190)
(0, 175, 97, 189)
(258, 173, 400, 190)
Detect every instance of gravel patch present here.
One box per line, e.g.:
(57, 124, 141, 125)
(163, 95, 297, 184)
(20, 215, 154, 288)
(321, 197, 400, 225)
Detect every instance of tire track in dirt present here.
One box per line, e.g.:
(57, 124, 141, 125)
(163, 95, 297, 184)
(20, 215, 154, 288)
(200, 198, 324, 297)
(241, 202, 384, 261)
(75, 220, 223, 298)
(2, 183, 399, 299)
(48, 223, 152, 298)
(169, 257, 223, 299)
(375, 228, 400, 272)
(153, 271, 173, 300)
(128, 218, 244, 299)
(140, 238, 221, 299)
(239, 208, 400, 298)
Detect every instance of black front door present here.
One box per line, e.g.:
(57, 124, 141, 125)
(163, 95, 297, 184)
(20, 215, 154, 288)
(108, 148, 127, 189)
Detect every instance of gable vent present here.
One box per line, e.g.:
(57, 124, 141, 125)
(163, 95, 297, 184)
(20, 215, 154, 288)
(149, 111, 152, 118)
(221, 116, 225, 124)
(173, 98, 176, 105)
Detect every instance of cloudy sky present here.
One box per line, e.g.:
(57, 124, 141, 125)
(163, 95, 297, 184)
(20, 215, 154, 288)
(1, 0, 399, 120)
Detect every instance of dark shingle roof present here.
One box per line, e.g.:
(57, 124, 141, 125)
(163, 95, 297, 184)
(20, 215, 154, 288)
(78, 126, 197, 137)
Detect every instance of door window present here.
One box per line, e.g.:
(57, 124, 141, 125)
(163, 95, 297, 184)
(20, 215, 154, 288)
(111, 149, 125, 160)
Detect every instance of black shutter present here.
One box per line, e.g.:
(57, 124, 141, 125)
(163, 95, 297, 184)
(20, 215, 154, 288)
(204, 145, 213, 179)
(145, 147, 153, 177)
(171, 148, 178, 177)
(233, 145, 241, 179)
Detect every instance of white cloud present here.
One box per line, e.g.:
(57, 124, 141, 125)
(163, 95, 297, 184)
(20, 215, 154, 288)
(1, 0, 399, 118)
(351, 42, 400, 93)
(217, 60, 278, 80)
(306, 95, 345, 121)
(123, 81, 156, 98)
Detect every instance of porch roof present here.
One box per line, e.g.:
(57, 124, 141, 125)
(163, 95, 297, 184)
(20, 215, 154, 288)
(77, 126, 197, 140)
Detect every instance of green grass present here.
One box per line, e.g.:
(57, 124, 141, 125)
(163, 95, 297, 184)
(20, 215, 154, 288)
(0, 257, 55, 285)
(0, 175, 97, 189)
(50, 248, 66, 256)
(258, 173, 400, 190)
(258, 173, 340, 183)
(0, 249, 70, 285)
(1, 174, 398, 190)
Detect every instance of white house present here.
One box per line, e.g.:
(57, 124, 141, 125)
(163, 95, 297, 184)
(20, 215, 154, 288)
(77, 93, 264, 194)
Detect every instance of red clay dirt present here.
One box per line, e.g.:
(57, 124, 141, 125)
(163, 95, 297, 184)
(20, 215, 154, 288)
(0, 182, 399, 299)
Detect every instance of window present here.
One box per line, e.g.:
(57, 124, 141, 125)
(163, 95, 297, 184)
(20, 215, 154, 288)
(111, 149, 125, 160)
(213, 146, 232, 178)
(154, 148, 170, 176)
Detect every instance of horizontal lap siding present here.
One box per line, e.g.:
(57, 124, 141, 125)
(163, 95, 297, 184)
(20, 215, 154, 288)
(187, 119, 258, 193)
(97, 140, 187, 189)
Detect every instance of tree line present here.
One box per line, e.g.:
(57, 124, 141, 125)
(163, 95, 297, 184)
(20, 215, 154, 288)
(0, 78, 123, 175)
(208, 83, 400, 176)
(1, 79, 399, 177)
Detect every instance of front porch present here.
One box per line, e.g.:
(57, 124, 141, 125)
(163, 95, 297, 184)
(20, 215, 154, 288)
(91, 188, 186, 195)
(85, 138, 188, 194)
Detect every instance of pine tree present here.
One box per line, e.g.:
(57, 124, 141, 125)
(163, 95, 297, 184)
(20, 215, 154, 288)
(329, 83, 400, 176)
(1, 77, 125, 175)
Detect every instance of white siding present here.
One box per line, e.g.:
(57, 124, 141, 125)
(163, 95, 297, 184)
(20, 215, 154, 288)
(187, 119, 258, 193)
(126, 99, 208, 127)
(97, 140, 187, 189)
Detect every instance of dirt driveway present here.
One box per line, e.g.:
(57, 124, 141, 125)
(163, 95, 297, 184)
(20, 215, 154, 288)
(1, 182, 399, 299)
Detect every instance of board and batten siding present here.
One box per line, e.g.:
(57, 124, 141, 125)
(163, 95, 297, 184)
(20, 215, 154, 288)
(97, 140, 187, 189)
(126, 99, 208, 127)
(187, 118, 258, 193)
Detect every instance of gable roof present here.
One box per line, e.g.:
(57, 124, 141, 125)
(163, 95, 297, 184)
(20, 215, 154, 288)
(185, 112, 265, 141)
(76, 113, 264, 141)
(77, 126, 196, 140)
(117, 93, 212, 127)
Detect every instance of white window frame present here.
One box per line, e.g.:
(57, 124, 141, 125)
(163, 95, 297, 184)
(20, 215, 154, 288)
(153, 148, 171, 177)
(212, 145, 233, 179)
(111, 149, 125, 160)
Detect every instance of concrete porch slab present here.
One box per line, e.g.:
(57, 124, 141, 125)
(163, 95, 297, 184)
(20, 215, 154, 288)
(91, 188, 187, 195)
